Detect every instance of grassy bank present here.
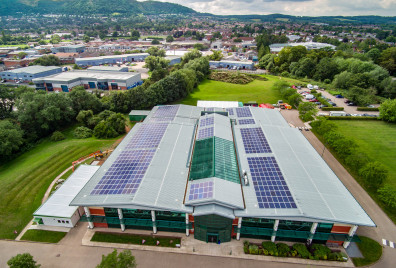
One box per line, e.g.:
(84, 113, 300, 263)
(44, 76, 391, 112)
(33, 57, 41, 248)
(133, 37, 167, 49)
(0, 126, 119, 239)
(91, 232, 181, 248)
(178, 75, 301, 106)
(20, 230, 67, 243)
(352, 236, 382, 267)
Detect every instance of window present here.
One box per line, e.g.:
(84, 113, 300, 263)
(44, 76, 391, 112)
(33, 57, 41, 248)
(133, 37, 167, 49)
(58, 220, 61, 223)
(66, 221, 69, 224)
(62, 220, 65, 223)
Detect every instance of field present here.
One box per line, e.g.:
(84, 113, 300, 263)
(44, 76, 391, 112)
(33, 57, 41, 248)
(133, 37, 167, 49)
(332, 121, 396, 188)
(21, 230, 67, 243)
(0, 126, 118, 239)
(178, 75, 301, 106)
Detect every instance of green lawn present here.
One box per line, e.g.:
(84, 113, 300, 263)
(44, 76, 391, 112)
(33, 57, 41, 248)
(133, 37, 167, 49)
(21, 229, 67, 243)
(332, 121, 396, 189)
(178, 75, 301, 106)
(352, 236, 382, 266)
(0, 126, 118, 239)
(91, 232, 181, 248)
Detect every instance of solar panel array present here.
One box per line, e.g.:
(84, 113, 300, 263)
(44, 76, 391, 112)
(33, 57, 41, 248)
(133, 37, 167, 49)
(91, 149, 155, 195)
(188, 181, 214, 201)
(238, 119, 255, 125)
(247, 157, 296, 209)
(236, 107, 252, 118)
(226, 108, 234, 116)
(206, 107, 214, 112)
(197, 126, 214, 140)
(91, 122, 169, 195)
(153, 105, 179, 118)
(200, 116, 214, 127)
(240, 128, 272, 153)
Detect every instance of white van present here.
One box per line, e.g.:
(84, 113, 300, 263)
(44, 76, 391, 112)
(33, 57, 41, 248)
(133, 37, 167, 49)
(330, 111, 347, 116)
(307, 84, 313, 90)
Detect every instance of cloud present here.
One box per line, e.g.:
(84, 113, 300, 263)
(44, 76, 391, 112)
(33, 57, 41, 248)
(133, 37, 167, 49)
(148, 0, 396, 16)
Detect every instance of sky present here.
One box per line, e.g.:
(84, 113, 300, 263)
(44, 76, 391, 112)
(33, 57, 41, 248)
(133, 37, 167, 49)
(152, 0, 396, 16)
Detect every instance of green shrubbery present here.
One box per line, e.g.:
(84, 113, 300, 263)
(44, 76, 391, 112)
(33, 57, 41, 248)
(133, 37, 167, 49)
(209, 72, 254, 84)
(50, 131, 65, 141)
(321, 107, 344, 111)
(243, 241, 347, 262)
(74, 126, 93, 139)
(324, 116, 378, 120)
(357, 107, 379, 111)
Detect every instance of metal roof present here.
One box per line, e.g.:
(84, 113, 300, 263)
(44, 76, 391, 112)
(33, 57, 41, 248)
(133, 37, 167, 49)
(34, 165, 99, 218)
(197, 100, 239, 108)
(71, 105, 375, 227)
(1, 66, 61, 74)
(32, 70, 140, 82)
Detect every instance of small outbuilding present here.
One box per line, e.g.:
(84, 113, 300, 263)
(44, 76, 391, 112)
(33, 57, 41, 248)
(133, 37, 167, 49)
(129, 110, 150, 122)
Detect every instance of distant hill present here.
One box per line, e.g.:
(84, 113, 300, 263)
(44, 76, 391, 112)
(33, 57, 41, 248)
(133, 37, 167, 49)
(0, 0, 196, 15)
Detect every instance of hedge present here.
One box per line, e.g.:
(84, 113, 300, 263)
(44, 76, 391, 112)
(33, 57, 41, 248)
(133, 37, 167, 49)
(322, 107, 344, 111)
(324, 116, 378, 120)
(357, 107, 379, 111)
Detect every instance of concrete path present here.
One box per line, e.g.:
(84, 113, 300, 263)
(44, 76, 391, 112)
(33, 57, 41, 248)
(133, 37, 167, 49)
(281, 109, 396, 268)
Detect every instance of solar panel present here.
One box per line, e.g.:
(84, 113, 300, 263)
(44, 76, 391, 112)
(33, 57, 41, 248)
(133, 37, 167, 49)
(236, 107, 252, 118)
(240, 128, 272, 153)
(206, 107, 214, 112)
(153, 105, 179, 118)
(247, 157, 296, 209)
(226, 108, 234, 116)
(197, 126, 214, 140)
(91, 149, 155, 195)
(188, 181, 214, 201)
(200, 116, 214, 127)
(128, 123, 169, 149)
(239, 119, 255, 125)
(148, 117, 173, 122)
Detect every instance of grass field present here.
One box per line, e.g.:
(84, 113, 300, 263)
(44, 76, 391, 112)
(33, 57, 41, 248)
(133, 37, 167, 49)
(352, 236, 382, 266)
(21, 230, 67, 243)
(91, 232, 181, 247)
(332, 121, 396, 188)
(178, 75, 301, 106)
(0, 126, 119, 239)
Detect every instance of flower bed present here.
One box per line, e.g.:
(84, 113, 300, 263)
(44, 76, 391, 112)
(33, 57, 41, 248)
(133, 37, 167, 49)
(243, 241, 348, 262)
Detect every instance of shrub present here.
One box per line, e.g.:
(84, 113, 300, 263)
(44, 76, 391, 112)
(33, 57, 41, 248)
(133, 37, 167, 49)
(277, 243, 291, 257)
(209, 71, 253, 84)
(311, 244, 331, 260)
(359, 161, 388, 190)
(262, 241, 278, 256)
(243, 241, 250, 254)
(324, 79, 331, 84)
(50, 131, 65, 141)
(74, 126, 93, 139)
(94, 121, 118, 139)
(357, 107, 379, 111)
(378, 185, 396, 209)
(292, 243, 311, 259)
(248, 244, 259, 255)
(322, 107, 344, 111)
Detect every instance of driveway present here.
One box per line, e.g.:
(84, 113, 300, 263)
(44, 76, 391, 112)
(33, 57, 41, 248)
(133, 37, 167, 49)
(128, 61, 149, 79)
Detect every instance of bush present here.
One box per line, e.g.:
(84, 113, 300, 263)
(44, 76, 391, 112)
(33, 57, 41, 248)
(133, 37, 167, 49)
(359, 161, 388, 190)
(321, 107, 344, 111)
(74, 126, 93, 139)
(209, 71, 253, 84)
(50, 131, 65, 141)
(378, 184, 396, 209)
(292, 243, 311, 259)
(324, 79, 331, 84)
(262, 241, 278, 256)
(357, 107, 379, 111)
(277, 243, 291, 257)
(94, 121, 118, 138)
(248, 244, 259, 255)
(311, 244, 331, 260)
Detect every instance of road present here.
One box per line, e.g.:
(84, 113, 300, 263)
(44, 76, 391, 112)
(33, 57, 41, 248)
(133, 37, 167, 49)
(281, 109, 396, 268)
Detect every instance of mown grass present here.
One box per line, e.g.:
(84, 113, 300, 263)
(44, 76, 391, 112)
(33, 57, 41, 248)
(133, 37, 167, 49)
(91, 232, 181, 248)
(20, 229, 67, 243)
(0, 125, 119, 239)
(352, 236, 382, 266)
(178, 75, 301, 106)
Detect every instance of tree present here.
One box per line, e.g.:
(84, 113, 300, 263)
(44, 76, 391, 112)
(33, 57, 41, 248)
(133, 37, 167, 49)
(313, 57, 338, 81)
(209, 50, 223, 61)
(151, 39, 160, 45)
(76, 110, 94, 127)
(107, 113, 126, 135)
(50, 34, 61, 44)
(18, 52, 27, 59)
(0, 85, 16, 119)
(379, 47, 396, 75)
(379, 98, 396, 123)
(83, 35, 91, 43)
(298, 102, 317, 122)
(97, 249, 136, 268)
(144, 56, 170, 72)
(146, 46, 166, 57)
(166, 35, 174, 43)
(181, 49, 202, 65)
(32, 55, 61, 66)
(93, 121, 118, 138)
(193, 43, 207, 51)
(130, 30, 140, 41)
(0, 120, 24, 159)
(378, 185, 396, 209)
(69, 87, 103, 114)
(359, 162, 388, 190)
(7, 253, 40, 268)
(74, 126, 93, 139)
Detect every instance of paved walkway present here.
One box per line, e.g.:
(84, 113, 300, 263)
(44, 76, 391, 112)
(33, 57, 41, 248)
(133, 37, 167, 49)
(281, 109, 396, 268)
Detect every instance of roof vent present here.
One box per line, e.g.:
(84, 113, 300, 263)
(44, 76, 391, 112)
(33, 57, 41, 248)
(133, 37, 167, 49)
(243, 171, 249, 186)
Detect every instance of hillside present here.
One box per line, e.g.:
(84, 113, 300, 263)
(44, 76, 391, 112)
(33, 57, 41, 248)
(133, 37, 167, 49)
(0, 0, 196, 15)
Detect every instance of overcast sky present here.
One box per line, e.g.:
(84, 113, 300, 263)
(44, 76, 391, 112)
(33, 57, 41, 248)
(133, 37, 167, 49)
(152, 0, 396, 16)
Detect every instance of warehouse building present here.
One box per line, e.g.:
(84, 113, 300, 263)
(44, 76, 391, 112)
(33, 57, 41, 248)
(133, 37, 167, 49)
(51, 45, 86, 54)
(33, 165, 99, 228)
(71, 105, 374, 247)
(33, 70, 142, 92)
(87, 66, 129, 72)
(165, 56, 182, 66)
(75, 53, 149, 67)
(209, 60, 255, 70)
(0, 66, 62, 82)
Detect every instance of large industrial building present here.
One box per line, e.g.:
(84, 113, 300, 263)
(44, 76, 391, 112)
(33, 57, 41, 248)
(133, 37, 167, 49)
(209, 60, 255, 70)
(33, 70, 142, 92)
(70, 104, 374, 247)
(0, 66, 62, 82)
(75, 53, 149, 67)
(51, 45, 86, 54)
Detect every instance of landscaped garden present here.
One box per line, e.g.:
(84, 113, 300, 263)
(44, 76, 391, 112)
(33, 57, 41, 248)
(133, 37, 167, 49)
(91, 231, 181, 248)
(243, 240, 348, 262)
(351, 236, 382, 267)
(20, 229, 67, 243)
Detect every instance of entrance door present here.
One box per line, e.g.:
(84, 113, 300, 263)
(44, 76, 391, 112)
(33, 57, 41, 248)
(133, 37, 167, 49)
(207, 233, 218, 243)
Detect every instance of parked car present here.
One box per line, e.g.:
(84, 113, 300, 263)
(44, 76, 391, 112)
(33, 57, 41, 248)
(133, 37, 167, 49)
(319, 105, 328, 109)
(344, 99, 351, 103)
(347, 102, 356, 106)
(314, 102, 321, 105)
(335, 95, 344, 98)
(0, 80, 5, 83)
(367, 105, 376, 108)
(328, 101, 337, 107)
(309, 99, 318, 102)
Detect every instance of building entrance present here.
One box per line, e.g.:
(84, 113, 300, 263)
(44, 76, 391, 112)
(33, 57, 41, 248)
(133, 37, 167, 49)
(207, 233, 219, 243)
